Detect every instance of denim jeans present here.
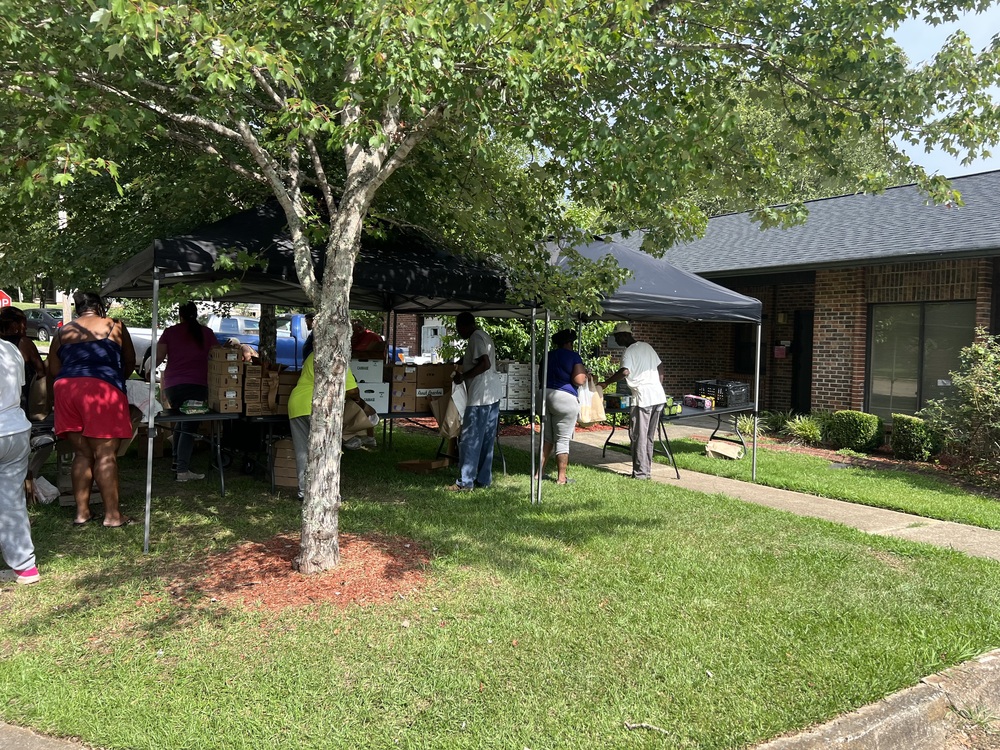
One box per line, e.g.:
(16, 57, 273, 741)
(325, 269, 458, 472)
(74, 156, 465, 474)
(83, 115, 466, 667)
(457, 401, 500, 489)
(165, 384, 209, 473)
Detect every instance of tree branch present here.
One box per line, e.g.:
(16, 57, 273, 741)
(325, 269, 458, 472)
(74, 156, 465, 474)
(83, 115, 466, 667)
(164, 129, 267, 183)
(366, 102, 447, 201)
(75, 72, 245, 142)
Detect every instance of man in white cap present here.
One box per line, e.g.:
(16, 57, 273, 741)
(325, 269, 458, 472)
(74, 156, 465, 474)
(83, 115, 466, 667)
(599, 323, 667, 480)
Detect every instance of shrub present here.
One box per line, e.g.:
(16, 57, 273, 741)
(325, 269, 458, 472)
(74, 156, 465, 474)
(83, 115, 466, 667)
(781, 414, 823, 446)
(890, 414, 938, 462)
(920, 328, 1000, 487)
(809, 410, 836, 445)
(760, 409, 795, 435)
(827, 410, 884, 453)
(735, 413, 759, 438)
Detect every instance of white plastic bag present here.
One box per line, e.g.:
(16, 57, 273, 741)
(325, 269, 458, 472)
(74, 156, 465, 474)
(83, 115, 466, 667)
(32, 476, 59, 505)
(577, 375, 606, 426)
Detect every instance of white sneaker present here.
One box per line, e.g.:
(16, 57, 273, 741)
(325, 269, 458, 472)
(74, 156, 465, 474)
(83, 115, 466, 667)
(343, 437, 363, 451)
(359, 436, 377, 448)
(176, 470, 206, 482)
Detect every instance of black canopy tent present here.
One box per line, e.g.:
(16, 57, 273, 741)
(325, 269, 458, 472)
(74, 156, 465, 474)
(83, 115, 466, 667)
(102, 206, 762, 545)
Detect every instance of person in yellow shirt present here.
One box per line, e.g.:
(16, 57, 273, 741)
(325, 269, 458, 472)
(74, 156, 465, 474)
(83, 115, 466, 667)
(287, 354, 370, 500)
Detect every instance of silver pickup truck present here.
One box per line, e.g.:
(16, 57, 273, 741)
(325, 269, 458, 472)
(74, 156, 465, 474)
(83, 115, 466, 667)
(123, 326, 158, 378)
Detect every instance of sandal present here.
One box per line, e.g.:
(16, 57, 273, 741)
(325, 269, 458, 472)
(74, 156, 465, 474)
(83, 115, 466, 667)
(72, 515, 103, 527)
(103, 517, 138, 529)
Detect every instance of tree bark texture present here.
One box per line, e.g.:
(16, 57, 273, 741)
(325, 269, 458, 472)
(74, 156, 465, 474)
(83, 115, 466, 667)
(258, 304, 276, 364)
(294, 212, 363, 573)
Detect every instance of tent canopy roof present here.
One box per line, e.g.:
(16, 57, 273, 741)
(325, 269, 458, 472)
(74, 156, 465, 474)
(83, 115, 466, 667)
(102, 205, 761, 324)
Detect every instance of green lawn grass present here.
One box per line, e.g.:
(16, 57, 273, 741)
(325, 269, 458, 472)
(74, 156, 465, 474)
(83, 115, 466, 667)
(663, 437, 1000, 530)
(3, 433, 1000, 749)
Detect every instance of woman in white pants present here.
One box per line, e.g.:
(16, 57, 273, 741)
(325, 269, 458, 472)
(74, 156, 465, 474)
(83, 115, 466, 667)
(0, 338, 38, 585)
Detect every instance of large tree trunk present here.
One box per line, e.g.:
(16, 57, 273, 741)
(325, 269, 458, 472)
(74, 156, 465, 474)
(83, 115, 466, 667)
(258, 304, 277, 364)
(294, 207, 364, 573)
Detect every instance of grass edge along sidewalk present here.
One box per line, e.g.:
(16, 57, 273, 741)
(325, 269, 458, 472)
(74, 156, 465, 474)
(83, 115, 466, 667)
(2, 433, 1000, 749)
(657, 436, 1000, 532)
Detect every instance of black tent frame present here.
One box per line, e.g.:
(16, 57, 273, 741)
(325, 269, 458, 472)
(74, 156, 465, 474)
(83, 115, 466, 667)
(102, 206, 762, 548)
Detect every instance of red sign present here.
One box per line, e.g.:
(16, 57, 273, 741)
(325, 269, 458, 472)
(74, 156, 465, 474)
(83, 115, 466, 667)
(0, 290, 11, 308)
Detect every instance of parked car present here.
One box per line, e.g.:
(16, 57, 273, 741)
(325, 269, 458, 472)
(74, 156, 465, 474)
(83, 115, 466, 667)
(206, 314, 312, 370)
(23, 308, 63, 342)
(125, 326, 158, 379)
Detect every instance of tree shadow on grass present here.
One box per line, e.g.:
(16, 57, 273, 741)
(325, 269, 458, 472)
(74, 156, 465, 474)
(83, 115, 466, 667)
(12, 433, 673, 640)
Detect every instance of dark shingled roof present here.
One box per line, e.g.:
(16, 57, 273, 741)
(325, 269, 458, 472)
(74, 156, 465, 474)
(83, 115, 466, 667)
(643, 170, 1000, 277)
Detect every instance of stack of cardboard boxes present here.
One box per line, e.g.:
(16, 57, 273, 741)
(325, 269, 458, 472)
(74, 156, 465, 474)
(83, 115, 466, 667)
(351, 359, 390, 413)
(270, 438, 298, 490)
(206, 348, 291, 416)
(274, 370, 299, 414)
(389, 363, 453, 413)
(207, 348, 242, 413)
(499, 361, 532, 412)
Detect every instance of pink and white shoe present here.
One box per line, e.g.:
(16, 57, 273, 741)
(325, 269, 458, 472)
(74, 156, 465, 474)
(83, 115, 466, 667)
(0, 567, 40, 585)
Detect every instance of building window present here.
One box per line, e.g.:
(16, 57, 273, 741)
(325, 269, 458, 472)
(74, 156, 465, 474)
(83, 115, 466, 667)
(867, 301, 975, 423)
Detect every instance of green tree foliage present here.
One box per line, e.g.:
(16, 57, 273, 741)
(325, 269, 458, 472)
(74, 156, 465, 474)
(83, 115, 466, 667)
(920, 329, 1000, 488)
(2, 1, 999, 570)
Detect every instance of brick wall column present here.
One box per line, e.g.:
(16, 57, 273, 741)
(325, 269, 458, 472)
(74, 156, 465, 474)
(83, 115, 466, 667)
(813, 269, 866, 411)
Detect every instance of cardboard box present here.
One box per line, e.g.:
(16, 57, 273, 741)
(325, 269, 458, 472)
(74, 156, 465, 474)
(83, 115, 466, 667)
(209, 386, 240, 402)
(273, 438, 294, 450)
(391, 364, 417, 383)
(416, 364, 454, 388)
(506, 362, 532, 377)
(277, 384, 295, 396)
(278, 370, 300, 386)
(396, 458, 450, 475)
(243, 364, 266, 378)
(390, 394, 417, 413)
(208, 362, 242, 379)
(359, 383, 390, 413)
(415, 387, 445, 399)
(350, 359, 384, 383)
(209, 348, 240, 362)
(136, 426, 167, 458)
(507, 397, 531, 411)
(209, 398, 242, 414)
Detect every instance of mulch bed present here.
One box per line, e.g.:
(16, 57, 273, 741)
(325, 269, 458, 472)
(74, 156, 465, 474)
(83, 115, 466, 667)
(189, 533, 430, 613)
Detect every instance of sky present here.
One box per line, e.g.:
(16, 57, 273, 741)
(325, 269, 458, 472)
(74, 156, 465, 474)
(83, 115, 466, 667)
(893, 5, 1000, 177)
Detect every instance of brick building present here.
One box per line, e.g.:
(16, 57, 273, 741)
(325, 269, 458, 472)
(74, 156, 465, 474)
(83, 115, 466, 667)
(620, 170, 1000, 420)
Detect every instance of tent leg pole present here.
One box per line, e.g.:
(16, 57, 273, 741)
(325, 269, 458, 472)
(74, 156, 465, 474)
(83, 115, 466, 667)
(536, 311, 551, 505)
(143, 272, 160, 554)
(530, 309, 537, 504)
(752, 322, 761, 483)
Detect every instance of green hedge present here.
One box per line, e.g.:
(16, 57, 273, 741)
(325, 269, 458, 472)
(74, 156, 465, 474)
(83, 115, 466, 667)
(890, 414, 938, 461)
(828, 410, 884, 453)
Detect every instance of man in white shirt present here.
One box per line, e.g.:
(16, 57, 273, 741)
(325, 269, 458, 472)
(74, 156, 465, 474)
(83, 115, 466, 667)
(0, 339, 39, 584)
(447, 313, 502, 491)
(599, 323, 667, 480)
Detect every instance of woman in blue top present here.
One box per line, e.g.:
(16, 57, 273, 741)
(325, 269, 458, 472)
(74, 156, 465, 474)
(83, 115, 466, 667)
(537, 328, 587, 485)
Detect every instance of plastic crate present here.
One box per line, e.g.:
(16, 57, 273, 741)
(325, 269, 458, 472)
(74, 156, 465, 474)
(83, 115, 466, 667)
(694, 379, 750, 408)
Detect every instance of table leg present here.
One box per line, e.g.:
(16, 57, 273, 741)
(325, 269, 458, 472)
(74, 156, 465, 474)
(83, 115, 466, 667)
(656, 420, 681, 479)
(214, 422, 226, 496)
